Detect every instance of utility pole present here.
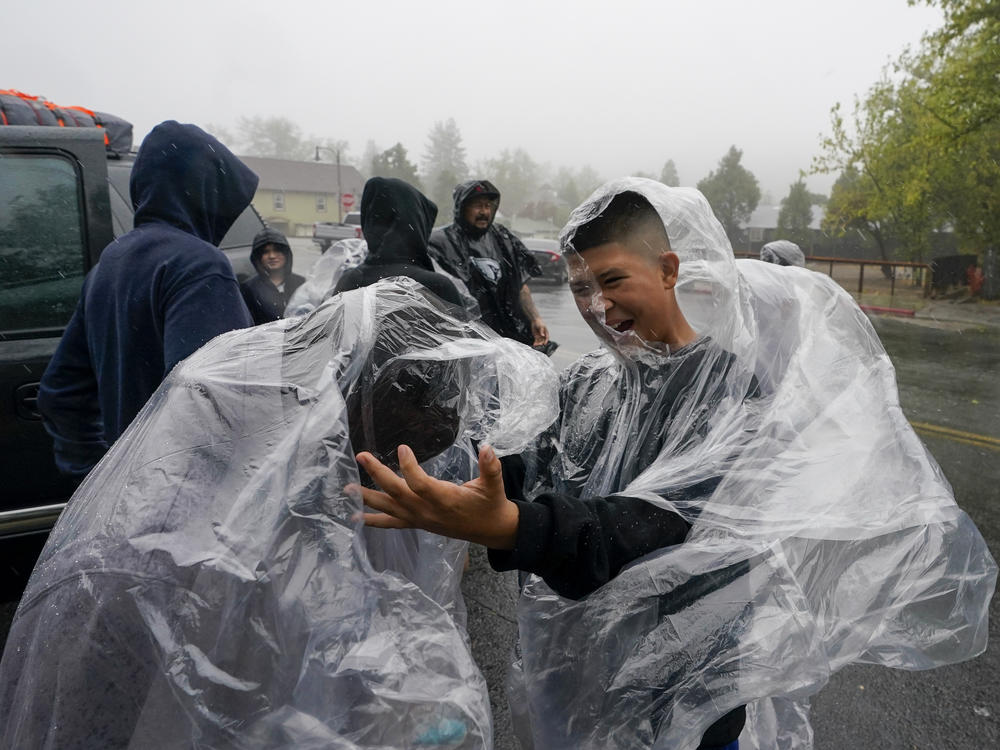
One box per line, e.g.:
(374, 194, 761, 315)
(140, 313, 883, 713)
(314, 145, 344, 222)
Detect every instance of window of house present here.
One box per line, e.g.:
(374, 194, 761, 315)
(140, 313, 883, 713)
(273, 192, 285, 211)
(0, 154, 87, 332)
(316, 195, 327, 212)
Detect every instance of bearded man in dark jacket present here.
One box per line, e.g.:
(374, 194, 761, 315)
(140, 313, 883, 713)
(241, 227, 306, 324)
(427, 179, 549, 346)
(38, 121, 257, 477)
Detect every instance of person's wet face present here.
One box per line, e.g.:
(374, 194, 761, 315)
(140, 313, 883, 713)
(462, 197, 496, 230)
(568, 237, 679, 345)
(260, 244, 287, 274)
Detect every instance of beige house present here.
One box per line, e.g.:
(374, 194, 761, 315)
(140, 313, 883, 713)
(240, 156, 365, 237)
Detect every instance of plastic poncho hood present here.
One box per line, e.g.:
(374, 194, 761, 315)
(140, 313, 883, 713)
(511, 178, 996, 750)
(286, 237, 369, 316)
(760, 239, 806, 268)
(0, 278, 559, 749)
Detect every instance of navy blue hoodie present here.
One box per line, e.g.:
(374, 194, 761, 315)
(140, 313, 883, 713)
(38, 121, 257, 476)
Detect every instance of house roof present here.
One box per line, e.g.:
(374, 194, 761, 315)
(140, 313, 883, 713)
(744, 205, 826, 231)
(239, 155, 364, 194)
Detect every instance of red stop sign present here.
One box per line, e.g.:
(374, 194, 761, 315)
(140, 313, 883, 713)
(341, 193, 355, 210)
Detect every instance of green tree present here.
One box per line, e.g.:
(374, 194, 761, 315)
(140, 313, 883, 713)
(660, 159, 680, 187)
(822, 167, 891, 257)
(237, 116, 311, 160)
(696, 146, 761, 244)
(814, 0, 1000, 259)
(232, 116, 352, 164)
(359, 140, 381, 179)
(814, 80, 937, 263)
(371, 143, 422, 189)
(776, 180, 814, 245)
(422, 119, 468, 215)
(203, 122, 236, 149)
(480, 148, 539, 218)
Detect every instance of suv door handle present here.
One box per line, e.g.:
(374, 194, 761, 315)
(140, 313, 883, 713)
(16, 383, 42, 420)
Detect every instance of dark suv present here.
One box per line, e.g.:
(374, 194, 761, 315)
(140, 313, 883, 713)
(0, 126, 263, 543)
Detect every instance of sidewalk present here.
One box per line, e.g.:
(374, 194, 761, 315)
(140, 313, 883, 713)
(910, 298, 1000, 330)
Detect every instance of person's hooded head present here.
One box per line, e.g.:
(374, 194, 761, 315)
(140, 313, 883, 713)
(360, 177, 437, 271)
(130, 121, 258, 246)
(560, 178, 752, 360)
(250, 227, 294, 281)
(760, 240, 806, 267)
(453, 179, 501, 238)
(562, 189, 697, 354)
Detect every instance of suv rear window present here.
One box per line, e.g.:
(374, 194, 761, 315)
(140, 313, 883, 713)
(0, 154, 87, 333)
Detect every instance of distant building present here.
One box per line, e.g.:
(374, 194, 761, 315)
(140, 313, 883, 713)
(741, 205, 826, 254)
(240, 156, 364, 237)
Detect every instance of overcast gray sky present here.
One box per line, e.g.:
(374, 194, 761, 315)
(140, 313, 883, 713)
(9, 0, 942, 201)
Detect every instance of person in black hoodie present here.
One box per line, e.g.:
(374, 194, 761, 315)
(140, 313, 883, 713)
(37, 121, 257, 478)
(427, 179, 549, 345)
(334, 177, 462, 306)
(241, 227, 306, 324)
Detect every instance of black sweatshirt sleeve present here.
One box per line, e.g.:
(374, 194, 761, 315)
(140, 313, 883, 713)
(488, 493, 692, 600)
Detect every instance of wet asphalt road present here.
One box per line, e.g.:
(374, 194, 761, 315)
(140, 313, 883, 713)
(2, 261, 998, 748)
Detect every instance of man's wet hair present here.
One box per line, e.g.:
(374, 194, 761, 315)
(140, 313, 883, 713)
(567, 191, 671, 259)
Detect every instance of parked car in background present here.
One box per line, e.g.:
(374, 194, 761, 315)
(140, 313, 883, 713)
(313, 211, 362, 251)
(522, 237, 567, 283)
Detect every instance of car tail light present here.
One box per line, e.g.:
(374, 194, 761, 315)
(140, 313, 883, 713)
(355, 227, 363, 239)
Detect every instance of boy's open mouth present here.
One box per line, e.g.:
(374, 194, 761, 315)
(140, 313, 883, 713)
(610, 320, 634, 333)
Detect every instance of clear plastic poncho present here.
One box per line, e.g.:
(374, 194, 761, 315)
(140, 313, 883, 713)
(759, 239, 805, 268)
(286, 238, 369, 316)
(511, 178, 996, 750)
(0, 277, 559, 750)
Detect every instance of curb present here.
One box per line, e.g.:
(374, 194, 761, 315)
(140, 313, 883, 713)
(860, 305, 915, 317)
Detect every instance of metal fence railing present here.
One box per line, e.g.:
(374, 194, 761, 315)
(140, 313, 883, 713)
(736, 253, 932, 303)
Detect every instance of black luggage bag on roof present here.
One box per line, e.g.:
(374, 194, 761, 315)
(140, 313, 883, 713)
(1, 89, 133, 154)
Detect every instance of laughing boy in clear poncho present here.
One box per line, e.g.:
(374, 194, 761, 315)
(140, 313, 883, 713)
(359, 178, 996, 750)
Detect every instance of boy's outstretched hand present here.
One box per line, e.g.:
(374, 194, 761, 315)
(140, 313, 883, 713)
(351, 444, 519, 550)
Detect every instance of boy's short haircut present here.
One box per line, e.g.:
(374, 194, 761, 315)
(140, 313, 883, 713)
(567, 191, 671, 259)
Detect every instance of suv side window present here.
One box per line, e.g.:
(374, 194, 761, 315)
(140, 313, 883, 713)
(0, 154, 86, 334)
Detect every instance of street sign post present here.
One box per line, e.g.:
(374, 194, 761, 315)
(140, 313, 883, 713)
(341, 193, 354, 211)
